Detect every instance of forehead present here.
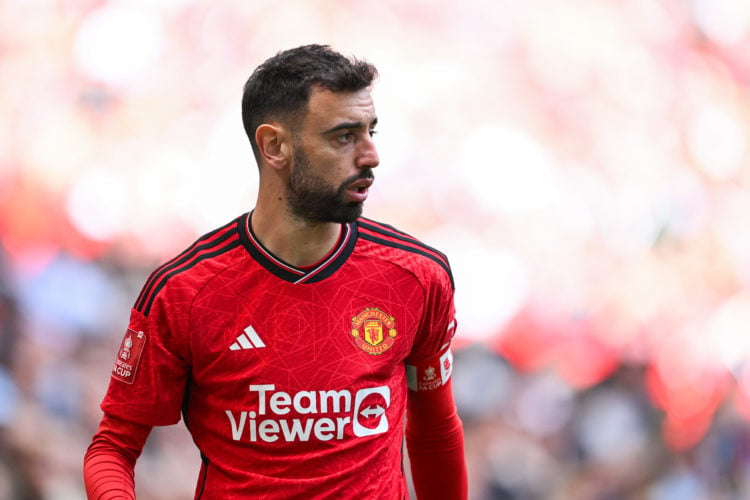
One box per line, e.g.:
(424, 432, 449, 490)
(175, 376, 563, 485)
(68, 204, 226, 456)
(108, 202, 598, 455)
(302, 86, 377, 129)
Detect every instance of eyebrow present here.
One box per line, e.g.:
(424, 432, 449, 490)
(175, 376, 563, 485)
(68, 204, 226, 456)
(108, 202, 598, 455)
(322, 117, 378, 135)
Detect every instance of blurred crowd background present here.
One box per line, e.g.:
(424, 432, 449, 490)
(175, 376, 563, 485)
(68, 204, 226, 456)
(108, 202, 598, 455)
(2, 0, 750, 498)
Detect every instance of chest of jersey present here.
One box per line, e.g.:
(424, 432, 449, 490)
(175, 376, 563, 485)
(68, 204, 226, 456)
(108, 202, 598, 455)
(191, 257, 423, 374)
(183, 256, 424, 445)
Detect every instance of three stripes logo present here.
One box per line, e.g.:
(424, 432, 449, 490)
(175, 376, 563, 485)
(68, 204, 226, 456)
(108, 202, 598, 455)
(230, 325, 266, 351)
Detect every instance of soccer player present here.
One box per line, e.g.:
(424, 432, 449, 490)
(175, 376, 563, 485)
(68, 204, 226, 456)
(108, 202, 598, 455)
(83, 44, 467, 499)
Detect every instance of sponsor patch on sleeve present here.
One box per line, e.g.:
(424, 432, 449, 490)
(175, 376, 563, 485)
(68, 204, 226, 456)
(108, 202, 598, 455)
(112, 328, 146, 384)
(406, 349, 453, 392)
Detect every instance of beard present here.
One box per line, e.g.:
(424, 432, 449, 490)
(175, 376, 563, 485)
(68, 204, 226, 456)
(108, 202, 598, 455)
(287, 147, 373, 224)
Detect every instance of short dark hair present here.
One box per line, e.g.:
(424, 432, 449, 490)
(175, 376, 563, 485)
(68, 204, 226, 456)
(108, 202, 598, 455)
(241, 44, 378, 161)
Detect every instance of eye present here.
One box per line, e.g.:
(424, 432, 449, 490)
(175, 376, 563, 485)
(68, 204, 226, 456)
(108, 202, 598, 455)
(337, 132, 354, 143)
(369, 129, 377, 138)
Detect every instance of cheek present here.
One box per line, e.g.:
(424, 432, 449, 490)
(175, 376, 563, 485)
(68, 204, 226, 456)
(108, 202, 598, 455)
(312, 153, 349, 180)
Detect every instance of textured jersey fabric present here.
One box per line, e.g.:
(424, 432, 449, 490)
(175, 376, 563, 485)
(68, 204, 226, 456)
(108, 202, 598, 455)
(101, 212, 457, 499)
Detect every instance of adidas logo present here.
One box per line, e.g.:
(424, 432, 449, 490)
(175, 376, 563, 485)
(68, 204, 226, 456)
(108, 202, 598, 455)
(230, 325, 266, 350)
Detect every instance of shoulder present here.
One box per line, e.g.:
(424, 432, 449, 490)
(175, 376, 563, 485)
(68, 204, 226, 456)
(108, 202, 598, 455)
(356, 217, 454, 290)
(133, 215, 246, 316)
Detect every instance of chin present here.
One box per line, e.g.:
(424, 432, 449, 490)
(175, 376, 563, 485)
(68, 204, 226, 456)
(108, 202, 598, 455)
(328, 203, 364, 223)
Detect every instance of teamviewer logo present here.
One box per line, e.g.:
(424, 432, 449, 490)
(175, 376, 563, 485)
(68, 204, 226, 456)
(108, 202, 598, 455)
(352, 386, 390, 437)
(226, 384, 392, 443)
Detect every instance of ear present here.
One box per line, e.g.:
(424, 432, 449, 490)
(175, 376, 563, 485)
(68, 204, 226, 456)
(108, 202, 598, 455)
(255, 123, 292, 170)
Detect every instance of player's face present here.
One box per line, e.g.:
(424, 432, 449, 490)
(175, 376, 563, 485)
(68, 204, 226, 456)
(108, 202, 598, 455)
(286, 87, 379, 223)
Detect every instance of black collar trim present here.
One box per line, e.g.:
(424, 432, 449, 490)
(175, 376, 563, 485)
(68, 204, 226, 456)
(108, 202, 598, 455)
(238, 212, 358, 284)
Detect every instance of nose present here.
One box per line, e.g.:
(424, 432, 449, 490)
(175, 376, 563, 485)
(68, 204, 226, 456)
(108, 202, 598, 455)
(356, 135, 380, 170)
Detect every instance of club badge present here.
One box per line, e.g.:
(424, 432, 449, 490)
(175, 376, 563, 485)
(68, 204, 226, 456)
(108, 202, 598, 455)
(351, 308, 397, 355)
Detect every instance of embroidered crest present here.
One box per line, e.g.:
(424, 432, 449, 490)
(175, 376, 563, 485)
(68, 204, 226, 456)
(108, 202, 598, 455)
(112, 328, 146, 384)
(351, 308, 397, 355)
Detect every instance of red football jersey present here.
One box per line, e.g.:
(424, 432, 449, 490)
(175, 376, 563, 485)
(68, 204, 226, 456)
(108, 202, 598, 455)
(101, 212, 457, 499)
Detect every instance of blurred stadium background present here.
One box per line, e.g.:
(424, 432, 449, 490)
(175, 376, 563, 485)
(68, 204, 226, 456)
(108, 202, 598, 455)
(2, 0, 750, 498)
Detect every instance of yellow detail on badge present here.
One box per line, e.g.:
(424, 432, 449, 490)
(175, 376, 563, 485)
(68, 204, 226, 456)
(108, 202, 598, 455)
(351, 308, 397, 355)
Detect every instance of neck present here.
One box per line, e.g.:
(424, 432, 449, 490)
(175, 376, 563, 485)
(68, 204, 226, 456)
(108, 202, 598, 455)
(250, 208, 343, 268)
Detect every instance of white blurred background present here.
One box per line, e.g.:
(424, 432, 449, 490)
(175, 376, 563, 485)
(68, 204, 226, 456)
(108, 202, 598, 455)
(2, 0, 750, 498)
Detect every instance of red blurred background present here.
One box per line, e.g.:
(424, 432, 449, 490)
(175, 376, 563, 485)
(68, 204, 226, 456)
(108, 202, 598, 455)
(1, 0, 750, 498)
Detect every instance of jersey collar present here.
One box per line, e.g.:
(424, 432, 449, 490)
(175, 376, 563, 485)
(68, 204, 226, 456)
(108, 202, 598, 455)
(238, 211, 358, 284)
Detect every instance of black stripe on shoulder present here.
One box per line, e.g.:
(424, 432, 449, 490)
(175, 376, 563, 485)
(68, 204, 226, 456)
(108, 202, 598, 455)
(135, 219, 238, 311)
(358, 218, 451, 268)
(358, 231, 455, 290)
(359, 217, 412, 237)
(135, 217, 242, 315)
(139, 238, 242, 316)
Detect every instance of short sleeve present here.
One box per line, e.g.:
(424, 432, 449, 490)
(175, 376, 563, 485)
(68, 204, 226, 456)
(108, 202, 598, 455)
(101, 286, 192, 426)
(405, 268, 457, 364)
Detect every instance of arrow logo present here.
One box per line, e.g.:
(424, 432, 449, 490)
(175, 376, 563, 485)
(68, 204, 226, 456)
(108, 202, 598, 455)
(359, 405, 385, 419)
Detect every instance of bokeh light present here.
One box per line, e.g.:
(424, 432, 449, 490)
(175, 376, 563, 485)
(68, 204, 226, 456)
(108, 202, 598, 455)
(2, 0, 750, 498)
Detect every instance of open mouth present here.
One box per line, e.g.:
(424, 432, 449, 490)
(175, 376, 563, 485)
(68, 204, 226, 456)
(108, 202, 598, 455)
(350, 177, 373, 191)
(346, 177, 374, 202)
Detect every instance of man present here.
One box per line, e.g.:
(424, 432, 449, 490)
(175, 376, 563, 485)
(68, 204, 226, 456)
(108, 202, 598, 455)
(84, 44, 467, 499)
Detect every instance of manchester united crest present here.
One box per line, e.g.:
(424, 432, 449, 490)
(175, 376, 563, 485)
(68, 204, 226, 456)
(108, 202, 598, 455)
(351, 308, 397, 355)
